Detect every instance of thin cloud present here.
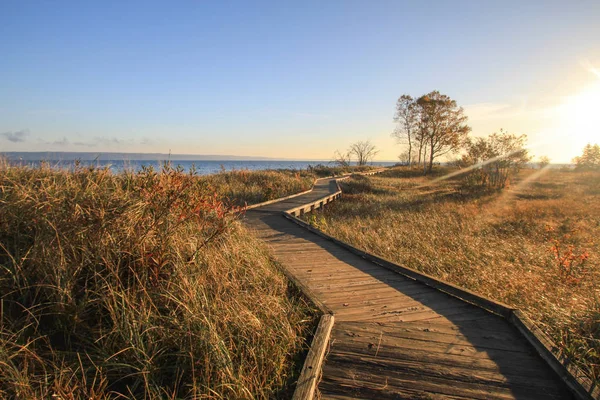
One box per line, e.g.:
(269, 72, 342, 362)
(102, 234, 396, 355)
(1, 129, 30, 143)
(94, 137, 133, 146)
(463, 103, 517, 121)
(74, 141, 96, 147)
(464, 99, 552, 122)
(53, 137, 70, 146)
(38, 136, 133, 147)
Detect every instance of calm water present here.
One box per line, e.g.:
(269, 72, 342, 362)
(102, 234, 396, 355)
(9, 159, 395, 175)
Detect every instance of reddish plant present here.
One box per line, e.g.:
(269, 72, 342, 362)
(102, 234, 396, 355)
(546, 226, 589, 284)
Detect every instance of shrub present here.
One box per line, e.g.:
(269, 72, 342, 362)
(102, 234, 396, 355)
(461, 130, 531, 189)
(338, 175, 375, 194)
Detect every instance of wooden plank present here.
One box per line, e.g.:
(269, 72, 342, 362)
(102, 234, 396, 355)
(332, 322, 539, 354)
(324, 351, 568, 395)
(357, 316, 521, 336)
(316, 289, 434, 305)
(337, 319, 526, 343)
(348, 303, 483, 323)
(292, 314, 335, 400)
(332, 299, 472, 320)
(245, 186, 315, 210)
(333, 333, 560, 371)
(330, 345, 558, 379)
(321, 286, 468, 306)
(321, 366, 519, 400)
(297, 266, 409, 281)
(322, 356, 569, 400)
(272, 256, 333, 315)
(319, 376, 479, 400)
(299, 272, 409, 286)
(311, 277, 408, 289)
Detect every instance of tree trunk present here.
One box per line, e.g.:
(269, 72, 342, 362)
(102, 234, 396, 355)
(427, 142, 435, 173)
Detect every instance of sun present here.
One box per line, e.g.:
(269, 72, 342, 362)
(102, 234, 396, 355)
(557, 78, 600, 146)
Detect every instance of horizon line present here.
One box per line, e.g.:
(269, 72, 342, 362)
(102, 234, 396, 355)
(0, 151, 399, 163)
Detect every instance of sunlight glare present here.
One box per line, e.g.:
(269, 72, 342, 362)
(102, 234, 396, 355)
(557, 78, 600, 146)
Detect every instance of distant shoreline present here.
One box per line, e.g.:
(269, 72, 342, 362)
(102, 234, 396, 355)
(0, 151, 399, 163)
(1, 151, 274, 161)
(1, 156, 396, 175)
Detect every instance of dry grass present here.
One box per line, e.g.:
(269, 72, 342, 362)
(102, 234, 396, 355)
(305, 167, 600, 383)
(0, 161, 318, 399)
(201, 168, 315, 206)
(306, 164, 379, 178)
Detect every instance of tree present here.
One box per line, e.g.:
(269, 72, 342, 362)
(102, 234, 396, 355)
(332, 149, 351, 167)
(392, 95, 419, 167)
(417, 91, 471, 173)
(348, 140, 379, 166)
(573, 143, 600, 170)
(398, 150, 418, 166)
(538, 156, 551, 169)
(462, 130, 531, 188)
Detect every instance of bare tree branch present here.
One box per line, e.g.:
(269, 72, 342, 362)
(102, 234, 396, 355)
(348, 140, 379, 166)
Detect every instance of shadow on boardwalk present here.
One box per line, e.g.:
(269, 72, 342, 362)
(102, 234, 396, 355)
(244, 180, 574, 400)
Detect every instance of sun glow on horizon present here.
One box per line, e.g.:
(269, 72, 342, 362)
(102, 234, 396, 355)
(556, 76, 600, 147)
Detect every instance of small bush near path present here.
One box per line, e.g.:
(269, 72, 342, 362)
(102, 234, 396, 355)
(0, 161, 317, 399)
(304, 166, 600, 383)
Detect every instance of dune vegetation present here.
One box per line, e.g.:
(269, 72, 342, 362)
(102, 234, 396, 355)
(200, 168, 314, 206)
(304, 167, 600, 383)
(0, 161, 322, 399)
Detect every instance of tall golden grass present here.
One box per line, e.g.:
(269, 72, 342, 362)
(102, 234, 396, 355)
(0, 160, 318, 399)
(306, 167, 600, 383)
(201, 168, 314, 206)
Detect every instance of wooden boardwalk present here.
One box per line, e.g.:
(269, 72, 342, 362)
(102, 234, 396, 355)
(244, 178, 574, 399)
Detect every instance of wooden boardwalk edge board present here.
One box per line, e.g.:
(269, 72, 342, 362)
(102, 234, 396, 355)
(510, 310, 599, 399)
(245, 186, 315, 210)
(281, 174, 597, 400)
(275, 255, 333, 315)
(292, 314, 335, 400)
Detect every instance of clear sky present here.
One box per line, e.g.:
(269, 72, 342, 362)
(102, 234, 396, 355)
(1, 1, 599, 162)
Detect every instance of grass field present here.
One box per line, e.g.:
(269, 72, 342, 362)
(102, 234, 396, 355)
(304, 167, 600, 383)
(0, 161, 322, 399)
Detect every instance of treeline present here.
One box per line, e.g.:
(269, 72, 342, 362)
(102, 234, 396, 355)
(573, 143, 600, 170)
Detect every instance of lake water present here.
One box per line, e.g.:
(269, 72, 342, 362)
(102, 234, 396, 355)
(8, 159, 396, 175)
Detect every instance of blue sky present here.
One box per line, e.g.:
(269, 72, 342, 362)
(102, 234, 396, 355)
(1, 1, 599, 161)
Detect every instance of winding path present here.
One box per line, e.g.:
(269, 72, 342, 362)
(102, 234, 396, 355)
(244, 177, 575, 399)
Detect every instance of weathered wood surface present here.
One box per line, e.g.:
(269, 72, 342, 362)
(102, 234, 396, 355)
(293, 314, 335, 400)
(244, 177, 578, 399)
